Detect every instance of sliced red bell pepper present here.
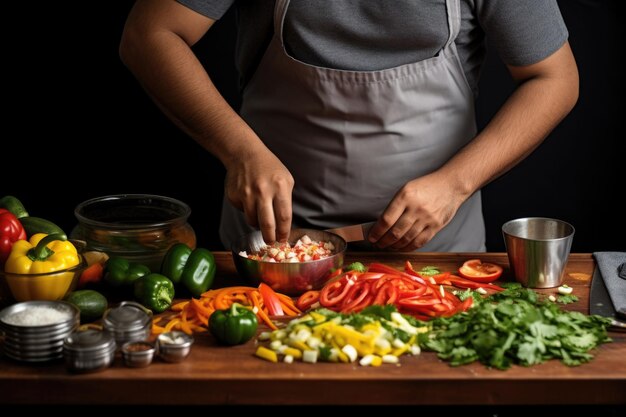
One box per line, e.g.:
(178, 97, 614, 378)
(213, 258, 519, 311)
(259, 283, 284, 316)
(369, 263, 427, 284)
(341, 281, 371, 313)
(373, 282, 398, 305)
(454, 297, 474, 314)
(398, 286, 428, 299)
(350, 294, 375, 313)
(296, 290, 320, 311)
(397, 297, 441, 309)
(447, 275, 505, 292)
(371, 274, 400, 292)
(319, 275, 356, 307)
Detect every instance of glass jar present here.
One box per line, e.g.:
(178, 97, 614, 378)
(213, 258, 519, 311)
(72, 194, 196, 271)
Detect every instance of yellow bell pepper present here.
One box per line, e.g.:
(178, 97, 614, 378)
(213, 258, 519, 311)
(5, 233, 79, 274)
(4, 233, 81, 301)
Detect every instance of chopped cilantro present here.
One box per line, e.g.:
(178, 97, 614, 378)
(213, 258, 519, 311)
(557, 294, 579, 304)
(344, 262, 367, 273)
(419, 266, 440, 276)
(318, 345, 332, 361)
(359, 304, 396, 320)
(454, 288, 484, 305)
(423, 292, 612, 370)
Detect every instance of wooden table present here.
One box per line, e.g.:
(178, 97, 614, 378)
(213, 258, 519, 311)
(1, 253, 625, 405)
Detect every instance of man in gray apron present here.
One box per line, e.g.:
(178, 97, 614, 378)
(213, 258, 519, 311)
(120, 0, 578, 252)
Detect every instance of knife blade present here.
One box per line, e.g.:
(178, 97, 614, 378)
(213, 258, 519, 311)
(325, 222, 375, 243)
(589, 266, 626, 331)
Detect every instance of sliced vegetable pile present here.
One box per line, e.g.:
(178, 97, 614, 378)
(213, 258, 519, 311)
(255, 306, 425, 365)
(423, 284, 612, 369)
(295, 262, 503, 320)
(154, 283, 301, 334)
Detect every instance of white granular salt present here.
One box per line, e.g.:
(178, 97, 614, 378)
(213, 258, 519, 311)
(2, 306, 71, 326)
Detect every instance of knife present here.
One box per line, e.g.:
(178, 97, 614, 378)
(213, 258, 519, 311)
(325, 222, 376, 243)
(589, 266, 626, 331)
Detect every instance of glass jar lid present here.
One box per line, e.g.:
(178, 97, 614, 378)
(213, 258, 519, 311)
(64, 328, 116, 353)
(103, 301, 152, 332)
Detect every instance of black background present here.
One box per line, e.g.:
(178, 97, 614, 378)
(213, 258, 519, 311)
(3, 0, 624, 253)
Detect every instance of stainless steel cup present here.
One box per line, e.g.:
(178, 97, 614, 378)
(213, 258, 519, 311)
(502, 217, 575, 288)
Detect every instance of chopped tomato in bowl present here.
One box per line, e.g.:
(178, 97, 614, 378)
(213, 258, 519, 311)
(231, 228, 346, 295)
(458, 259, 503, 283)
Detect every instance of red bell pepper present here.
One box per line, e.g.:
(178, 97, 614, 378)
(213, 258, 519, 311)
(340, 281, 371, 313)
(296, 290, 320, 311)
(0, 208, 27, 265)
(259, 283, 284, 316)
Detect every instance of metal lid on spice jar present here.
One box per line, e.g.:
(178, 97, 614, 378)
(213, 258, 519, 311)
(63, 328, 116, 373)
(64, 328, 116, 354)
(103, 301, 152, 332)
(102, 301, 152, 345)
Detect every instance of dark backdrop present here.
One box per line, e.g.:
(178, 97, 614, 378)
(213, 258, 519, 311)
(3, 0, 624, 252)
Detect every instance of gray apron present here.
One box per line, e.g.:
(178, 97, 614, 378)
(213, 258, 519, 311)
(220, 0, 486, 252)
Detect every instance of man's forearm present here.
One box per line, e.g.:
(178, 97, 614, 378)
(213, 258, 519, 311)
(119, 7, 262, 169)
(437, 43, 579, 198)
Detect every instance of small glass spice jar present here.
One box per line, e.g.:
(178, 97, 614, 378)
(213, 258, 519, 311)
(102, 301, 152, 347)
(63, 328, 116, 373)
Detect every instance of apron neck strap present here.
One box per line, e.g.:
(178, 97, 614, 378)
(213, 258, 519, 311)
(274, 0, 290, 46)
(444, 0, 462, 49)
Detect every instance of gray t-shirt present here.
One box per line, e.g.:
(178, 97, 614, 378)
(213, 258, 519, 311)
(178, 0, 568, 96)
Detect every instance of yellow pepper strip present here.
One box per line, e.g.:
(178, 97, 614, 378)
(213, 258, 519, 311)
(391, 344, 410, 357)
(330, 341, 350, 363)
(288, 340, 313, 351)
(309, 312, 327, 323)
(370, 355, 383, 367)
(325, 325, 376, 356)
(391, 337, 415, 357)
(255, 346, 278, 363)
(5, 233, 79, 274)
(282, 347, 303, 359)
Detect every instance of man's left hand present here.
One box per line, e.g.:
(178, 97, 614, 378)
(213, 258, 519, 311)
(367, 173, 466, 251)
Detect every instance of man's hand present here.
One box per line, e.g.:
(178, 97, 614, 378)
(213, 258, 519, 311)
(368, 173, 466, 251)
(225, 145, 294, 244)
(370, 42, 578, 251)
(120, 0, 295, 244)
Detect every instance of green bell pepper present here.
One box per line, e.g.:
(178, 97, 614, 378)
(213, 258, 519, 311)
(209, 303, 258, 346)
(161, 243, 216, 298)
(104, 257, 151, 287)
(133, 273, 175, 313)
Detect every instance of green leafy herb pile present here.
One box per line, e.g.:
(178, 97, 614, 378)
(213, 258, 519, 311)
(422, 284, 612, 369)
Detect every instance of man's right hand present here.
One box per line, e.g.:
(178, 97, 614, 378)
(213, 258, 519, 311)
(119, 0, 294, 244)
(225, 145, 294, 244)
